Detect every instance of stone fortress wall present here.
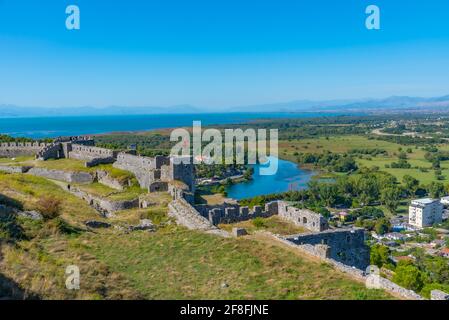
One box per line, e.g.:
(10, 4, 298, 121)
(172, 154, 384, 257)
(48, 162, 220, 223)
(113, 153, 168, 189)
(68, 144, 118, 166)
(0, 135, 196, 201)
(273, 233, 425, 300)
(0, 142, 50, 158)
(195, 201, 279, 225)
(194, 200, 327, 232)
(113, 153, 195, 194)
(283, 228, 370, 270)
(277, 201, 329, 232)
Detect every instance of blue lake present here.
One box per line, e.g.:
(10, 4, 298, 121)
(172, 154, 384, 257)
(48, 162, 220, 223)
(0, 112, 350, 139)
(226, 157, 315, 200)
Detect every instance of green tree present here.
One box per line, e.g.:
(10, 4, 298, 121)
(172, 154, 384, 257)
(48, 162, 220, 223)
(370, 244, 390, 268)
(428, 182, 446, 198)
(393, 264, 426, 292)
(380, 186, 402, 213)
(403, 175, 420, 196)
(423, 256, 449, 284)
(318, 183, 339, 207)
(375, 218, 391, 235)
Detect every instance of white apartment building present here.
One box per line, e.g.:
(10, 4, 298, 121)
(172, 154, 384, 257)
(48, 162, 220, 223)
(409, 198, 443, 228)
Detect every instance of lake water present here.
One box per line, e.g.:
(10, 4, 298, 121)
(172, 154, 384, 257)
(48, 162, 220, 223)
(0, 112, 348, 139)
(226, 157, 315, 200)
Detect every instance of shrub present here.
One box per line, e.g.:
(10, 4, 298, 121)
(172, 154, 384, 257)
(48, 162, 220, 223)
(36, 196, 62, 220)
(252, 217, 267, 229)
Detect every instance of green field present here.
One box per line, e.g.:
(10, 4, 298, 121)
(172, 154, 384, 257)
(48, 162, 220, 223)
(279, 135, 449, 185)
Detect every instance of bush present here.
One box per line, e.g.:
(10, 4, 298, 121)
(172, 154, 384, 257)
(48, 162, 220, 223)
(36, 196, 62, 220)
(252, 217, 267, 229)
(392, 264, 427, 292)
(420, 283, 449, 299)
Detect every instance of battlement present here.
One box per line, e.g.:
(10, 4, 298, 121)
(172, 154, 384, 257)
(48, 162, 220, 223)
(0, 142, 48, 148)
(194, 201, 328, 232)
(196, 201, 279, 225)
(277, 201, 328, 232)
(69, 144, 117, 159)
(0, 141, 49, 157)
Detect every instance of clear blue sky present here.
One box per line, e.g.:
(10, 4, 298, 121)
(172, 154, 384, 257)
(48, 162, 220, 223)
(1, 0, 449, 108)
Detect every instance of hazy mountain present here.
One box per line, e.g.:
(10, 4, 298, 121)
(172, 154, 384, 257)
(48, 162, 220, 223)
(231, 95, 449, 113)
(1, 94, 449, 117)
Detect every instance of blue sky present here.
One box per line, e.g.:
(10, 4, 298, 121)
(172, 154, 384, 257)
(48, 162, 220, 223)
(1, 0, 449, 108)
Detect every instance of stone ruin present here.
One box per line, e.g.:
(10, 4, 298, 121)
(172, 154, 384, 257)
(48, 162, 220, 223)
(0, 142, 50, 158)
(0, 136, 196, 198)
(113, 153, 195, 197)
(195, 200, 327, 232)
(192, 199, 369, 270)
(276, 201, 328, 232)
(195, 201, 279, 226)
(35, 136, 115, 166)
(283, 228, 370, 270)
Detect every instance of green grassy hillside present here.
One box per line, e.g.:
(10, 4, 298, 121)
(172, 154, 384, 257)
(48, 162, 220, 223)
(0, 172, 393, 300)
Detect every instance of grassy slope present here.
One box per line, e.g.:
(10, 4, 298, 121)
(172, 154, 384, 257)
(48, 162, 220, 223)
(0, 172, 394, 300)
(81, 228, 391, 300)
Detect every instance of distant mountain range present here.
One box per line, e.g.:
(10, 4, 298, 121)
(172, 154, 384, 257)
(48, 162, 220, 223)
(1, 94, 449, 117)
(229, 95, 449, 113)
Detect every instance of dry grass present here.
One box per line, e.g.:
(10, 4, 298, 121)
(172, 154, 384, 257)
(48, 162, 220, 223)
(219, 216, 307, 236)
(0, 171, 394, 300)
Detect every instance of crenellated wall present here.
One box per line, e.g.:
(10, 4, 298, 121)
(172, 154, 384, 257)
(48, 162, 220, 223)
(277, 201, 328, 232)
(195, 200, 327, 232)
(195, 201, 279, 225)
(35, 137, 96, 161)
(0, 142, 49, 158)
(68, 144, 118, 167)
(69, 144, 117, 159)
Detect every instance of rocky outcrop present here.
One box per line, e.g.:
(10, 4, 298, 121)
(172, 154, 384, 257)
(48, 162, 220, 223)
(0, 204, 43, 221)
(232, 228, 248, 237)
(85, 220, 112, 229)
(129, 219, 155, 232)
(431, 290, 449, 300)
